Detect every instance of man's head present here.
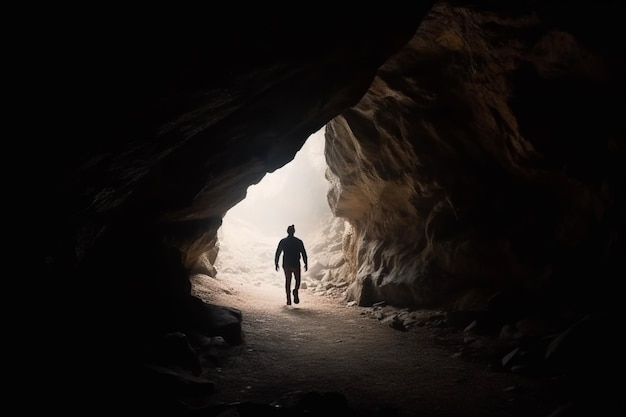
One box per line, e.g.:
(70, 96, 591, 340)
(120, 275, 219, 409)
(287, 225, 295, 236)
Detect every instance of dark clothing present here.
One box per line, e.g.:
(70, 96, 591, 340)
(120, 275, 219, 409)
(275, 236, 308, 268)
(283, 266, 301, 303)
(275, 232, 307, 305)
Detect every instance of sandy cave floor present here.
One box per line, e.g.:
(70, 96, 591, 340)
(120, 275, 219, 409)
(186, 272, 572, 417)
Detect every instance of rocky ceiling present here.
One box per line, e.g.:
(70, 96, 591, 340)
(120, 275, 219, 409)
(33, 1, 623, 415)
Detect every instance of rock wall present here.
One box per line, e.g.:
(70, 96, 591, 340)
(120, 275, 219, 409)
(326, 0, 625, 314)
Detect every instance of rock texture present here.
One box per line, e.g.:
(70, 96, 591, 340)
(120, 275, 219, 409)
(29, 1, 624, 415)
(326, 1, 625, 315)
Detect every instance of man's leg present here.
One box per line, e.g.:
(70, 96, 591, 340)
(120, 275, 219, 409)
(293, 267, 301, 304)
(283, 268, 293, 305)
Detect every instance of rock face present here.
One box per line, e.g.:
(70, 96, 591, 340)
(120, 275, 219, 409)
(32, 1, 624, 415)
(326, 1, 625, 316)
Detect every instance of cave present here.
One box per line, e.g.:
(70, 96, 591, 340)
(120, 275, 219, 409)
(34, 2, 624, 416)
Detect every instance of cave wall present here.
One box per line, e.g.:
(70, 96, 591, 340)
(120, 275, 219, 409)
(325, 0, 625, 314)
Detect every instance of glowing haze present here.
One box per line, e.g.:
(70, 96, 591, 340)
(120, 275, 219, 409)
(221, 129, 331, 242)
(215, 129, 332, 286)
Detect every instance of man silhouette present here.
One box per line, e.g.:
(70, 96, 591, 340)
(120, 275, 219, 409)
(275, 224, 308, 305)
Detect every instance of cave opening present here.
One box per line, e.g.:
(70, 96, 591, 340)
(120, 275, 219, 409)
(212, 129, 334, 297)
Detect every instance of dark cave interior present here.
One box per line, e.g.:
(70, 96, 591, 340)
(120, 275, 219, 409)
(29, 1, 625, 416)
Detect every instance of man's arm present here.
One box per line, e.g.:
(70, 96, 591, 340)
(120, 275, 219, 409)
(274, 241, 282, 271)
(301, 241, 308, 272)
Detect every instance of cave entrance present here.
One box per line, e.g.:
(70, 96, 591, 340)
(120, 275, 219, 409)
(214, 129, 332, 295)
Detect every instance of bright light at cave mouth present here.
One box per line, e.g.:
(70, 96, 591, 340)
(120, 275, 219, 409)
(214, 129, 331, 294)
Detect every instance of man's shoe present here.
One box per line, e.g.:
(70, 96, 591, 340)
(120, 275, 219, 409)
(286, 295, 291, 305)
(293, 289, 299, 304)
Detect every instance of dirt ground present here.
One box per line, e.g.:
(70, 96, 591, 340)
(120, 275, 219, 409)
(190, 274, 568, 417)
